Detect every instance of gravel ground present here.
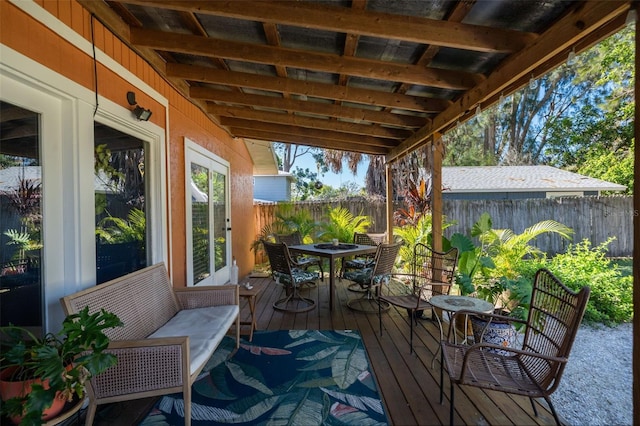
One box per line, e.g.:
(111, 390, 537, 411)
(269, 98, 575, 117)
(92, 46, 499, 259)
(551, 322, 633, 426)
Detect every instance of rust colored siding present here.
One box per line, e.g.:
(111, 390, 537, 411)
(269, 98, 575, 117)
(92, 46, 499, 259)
(1, 0, 256, 286)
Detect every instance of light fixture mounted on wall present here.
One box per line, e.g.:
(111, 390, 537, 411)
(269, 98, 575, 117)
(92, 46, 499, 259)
(126, 91, 152, 121)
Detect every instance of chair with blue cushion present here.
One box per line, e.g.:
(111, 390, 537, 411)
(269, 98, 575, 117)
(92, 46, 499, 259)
(344, 241, 402, 313)
(342, 232, 385, 289)
(262, 240, 317, 313)
(275, 231, 324, 282)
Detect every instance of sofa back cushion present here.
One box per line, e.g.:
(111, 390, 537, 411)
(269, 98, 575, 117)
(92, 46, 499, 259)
(60, 263, 180, 340)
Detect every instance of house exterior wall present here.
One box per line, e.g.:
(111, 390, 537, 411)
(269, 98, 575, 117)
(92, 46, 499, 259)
(1, 0, 255, 299)
(254, 175, 292, 201)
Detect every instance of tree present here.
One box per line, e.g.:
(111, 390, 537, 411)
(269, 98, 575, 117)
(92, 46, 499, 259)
(273, 143, 322, 173)
(443, 24, 634, 184)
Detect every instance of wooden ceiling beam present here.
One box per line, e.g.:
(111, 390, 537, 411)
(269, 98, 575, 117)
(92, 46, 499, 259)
(388, 0, 630, 162)
(198, 91, 428, 128)
(167, 63, 449, 113)
(214, 107, 411, 139)
(229, 128, 390, 155)
(122, 0, 536, 53)
(130, 28, 483, 90)
(222, 118, 398, 148)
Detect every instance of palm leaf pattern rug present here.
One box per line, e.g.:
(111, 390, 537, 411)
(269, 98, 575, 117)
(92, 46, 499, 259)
(139, 330, 389, 425)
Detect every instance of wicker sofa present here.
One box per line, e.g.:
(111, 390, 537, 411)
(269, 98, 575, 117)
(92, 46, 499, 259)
(60, 262, 240, 426)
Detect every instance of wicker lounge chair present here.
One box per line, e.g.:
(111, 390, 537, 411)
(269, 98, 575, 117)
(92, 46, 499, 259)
(440, 268, 590, 426)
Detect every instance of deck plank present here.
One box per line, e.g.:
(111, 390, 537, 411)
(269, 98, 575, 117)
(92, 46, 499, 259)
(93, 273, 562, 426)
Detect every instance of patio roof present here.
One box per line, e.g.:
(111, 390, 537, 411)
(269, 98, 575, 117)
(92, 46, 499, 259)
(78, 0, 631, 163)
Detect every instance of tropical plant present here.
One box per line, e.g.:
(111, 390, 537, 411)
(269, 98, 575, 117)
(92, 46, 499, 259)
(250, 204, 319, 260)
(451, 212, 573, 311)
(393, 213, 454, 272)
(273, 204, 318, 242)
(0, 307, 122, 424)
(95, 208, 146, 244)
(3, 229, 42, 260)
(393, 177, 432, 227)
(317, 206, 371, 243)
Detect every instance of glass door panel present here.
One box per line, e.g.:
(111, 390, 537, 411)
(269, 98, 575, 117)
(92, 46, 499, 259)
(94, 123, 148, 284)
(212, 170, 228, 276)
(0, 101, 43, 332)
(190, 163, 212, 284)
(186, 145, 231, 286)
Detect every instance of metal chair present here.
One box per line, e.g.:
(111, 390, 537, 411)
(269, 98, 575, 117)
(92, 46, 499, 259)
(342, 232, 385, 289)
(440, 268, 591, 426)
(274, 231, 324, 280)
(378, 244, 459, 353)
(344, 241, 402, 313)
(262, 240, 317, 313)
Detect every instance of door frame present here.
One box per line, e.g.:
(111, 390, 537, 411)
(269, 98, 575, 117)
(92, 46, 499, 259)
(184, 139, 232, 286)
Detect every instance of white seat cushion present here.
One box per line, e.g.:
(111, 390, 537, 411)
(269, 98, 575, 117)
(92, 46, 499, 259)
(148, 305, 239, 375)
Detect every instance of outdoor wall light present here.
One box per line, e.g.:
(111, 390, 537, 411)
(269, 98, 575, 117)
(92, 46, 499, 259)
(126, 91, 152, 121)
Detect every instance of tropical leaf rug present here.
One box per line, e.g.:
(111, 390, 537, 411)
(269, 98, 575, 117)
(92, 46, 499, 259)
(139, 330, 389, 425)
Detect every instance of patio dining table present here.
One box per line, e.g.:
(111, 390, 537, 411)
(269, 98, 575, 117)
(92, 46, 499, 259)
(288, 243, 378, 311)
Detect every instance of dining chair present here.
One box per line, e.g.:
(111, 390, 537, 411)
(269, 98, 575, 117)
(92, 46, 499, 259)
(274, 231, 324, 281)
(440, 268, 590, 426)
(262, 240, 318, 313)
(343, 241, 402, 313)
(342, 232, 385, 288)
(378, 243, 459, 353)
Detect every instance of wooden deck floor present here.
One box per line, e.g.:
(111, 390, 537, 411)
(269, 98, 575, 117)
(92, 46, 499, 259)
(94, 274, 565, 426)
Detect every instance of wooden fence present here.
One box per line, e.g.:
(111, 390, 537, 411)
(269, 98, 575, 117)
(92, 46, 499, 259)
(253, 195, 633, 258)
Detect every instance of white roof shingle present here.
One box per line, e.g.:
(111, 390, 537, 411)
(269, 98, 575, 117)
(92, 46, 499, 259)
(442, 166, 626, 193)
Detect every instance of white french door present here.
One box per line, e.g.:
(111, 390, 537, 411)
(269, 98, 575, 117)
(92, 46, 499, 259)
(185, 140, 231, 286)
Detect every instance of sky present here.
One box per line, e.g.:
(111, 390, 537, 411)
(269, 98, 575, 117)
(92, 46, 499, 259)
(294, 151, 368, 188)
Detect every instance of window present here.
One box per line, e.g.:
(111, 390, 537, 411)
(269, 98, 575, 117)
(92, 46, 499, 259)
(0, 101, 43, 330)
(94, 123, 149, 284)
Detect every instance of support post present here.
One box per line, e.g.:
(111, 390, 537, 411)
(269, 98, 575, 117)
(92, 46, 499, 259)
(432, 133, 444, 252)
(385, 162, 393, 243)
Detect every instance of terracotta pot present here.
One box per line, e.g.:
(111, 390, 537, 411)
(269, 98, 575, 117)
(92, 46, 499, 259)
(0, 366, 67, 424)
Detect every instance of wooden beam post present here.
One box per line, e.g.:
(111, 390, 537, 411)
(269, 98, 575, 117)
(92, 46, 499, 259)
(432, 133, 444, 252)
(386, 162, 393, 243)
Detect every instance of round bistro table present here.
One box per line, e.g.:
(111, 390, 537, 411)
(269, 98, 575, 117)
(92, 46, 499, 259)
(429, 295, 494, 367)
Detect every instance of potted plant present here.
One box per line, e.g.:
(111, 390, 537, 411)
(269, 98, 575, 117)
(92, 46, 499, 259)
(0, 306, 122, 425)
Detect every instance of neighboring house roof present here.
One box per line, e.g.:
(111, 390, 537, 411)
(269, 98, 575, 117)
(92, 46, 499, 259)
(442, 166, 626, 193)
(253, 171, 295, 181)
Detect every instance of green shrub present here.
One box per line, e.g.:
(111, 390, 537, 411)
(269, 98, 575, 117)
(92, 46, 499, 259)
(546, 238, 633, 324)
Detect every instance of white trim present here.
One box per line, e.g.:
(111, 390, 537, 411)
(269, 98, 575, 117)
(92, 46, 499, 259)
(1, 45, 168, 332)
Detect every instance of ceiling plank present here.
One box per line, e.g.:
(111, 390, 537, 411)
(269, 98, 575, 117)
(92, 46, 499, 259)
(215, 108, 411, 139)
(220, 118, 399, 148)
(229, 128, 390, 155)
(122, 0, 537, 53)
(388, 0, 630, 162)
(198, 91, 428, 128)
(130, 28, 484, 90)
(167, 63, 449, 113)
